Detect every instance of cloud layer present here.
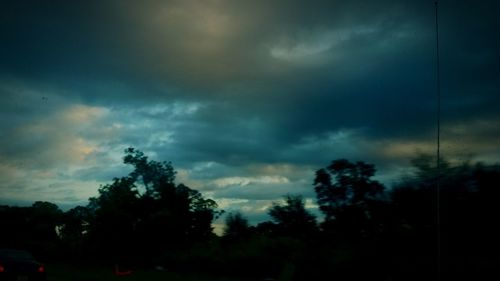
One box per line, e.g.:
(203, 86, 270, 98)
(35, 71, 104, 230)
(1, 0, 499, 224)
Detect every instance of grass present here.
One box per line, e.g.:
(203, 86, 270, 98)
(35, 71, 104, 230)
(46, 263, 258, 281)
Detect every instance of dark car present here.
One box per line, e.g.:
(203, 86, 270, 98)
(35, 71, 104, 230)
(0, 250, 46, 281)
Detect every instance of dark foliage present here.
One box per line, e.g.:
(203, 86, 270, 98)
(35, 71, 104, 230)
(314, 159, 385, 239)
(385, 156, 500, 280)
(0, 202, 62, 259)
(268, 195, 317, 239)
(2, 153, 499, 280)
(84, 148, 222, 264)
(223, 211, 250, 240)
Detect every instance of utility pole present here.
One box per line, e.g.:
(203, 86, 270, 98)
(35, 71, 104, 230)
(434, 1, 442, 280)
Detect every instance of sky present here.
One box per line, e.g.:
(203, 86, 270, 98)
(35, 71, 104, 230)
(1, 0, 499, 227)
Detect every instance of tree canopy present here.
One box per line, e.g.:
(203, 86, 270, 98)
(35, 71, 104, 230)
(223, 211, 250, 239)
(314, 159, 384, 219)
(2, 152, 500, 280)
(86, 148, 222, 261)
(268, 195, 317, 238)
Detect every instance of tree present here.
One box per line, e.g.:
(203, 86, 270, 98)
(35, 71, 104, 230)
(223, 211, 250, 239)
(268, 195, 317, 238)
(87, 148, 222, 261)
(88, 177, 141, 261)
(30, 201, 63, 246)
(314, 159, 385, 237)
(123, 147, 176, 198)
(60, 206, 92, 240)
(59, 206, 92, 259)
(390, 155, 500, 257)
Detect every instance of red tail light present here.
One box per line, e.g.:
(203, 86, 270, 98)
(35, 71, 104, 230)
(38, 265, 45, 273)
(0, 264, 4, 272)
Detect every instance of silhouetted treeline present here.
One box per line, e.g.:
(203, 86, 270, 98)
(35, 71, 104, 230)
(1, 148, 221, 265)
(1, 149, 499, 280)
(0, 201, 62, 256)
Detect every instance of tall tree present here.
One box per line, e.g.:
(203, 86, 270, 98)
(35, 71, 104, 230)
(123, 147, 176, 198)
(223, 211, 250, 239)
(88, 177, 141, 260)
(268, 195, 317, 238)
(87, 148, 221, 261)
(30, 201, 63, 245)
(314, 159, 385, 237)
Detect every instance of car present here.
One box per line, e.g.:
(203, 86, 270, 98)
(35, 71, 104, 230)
(0, 249, 46, 281)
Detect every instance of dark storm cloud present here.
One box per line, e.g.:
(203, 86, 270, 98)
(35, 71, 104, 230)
(0, 0, 431, 91)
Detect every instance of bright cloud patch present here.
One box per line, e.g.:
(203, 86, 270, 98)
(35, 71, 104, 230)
(213, 175, 290, 188)
(269, 26, 379, 63)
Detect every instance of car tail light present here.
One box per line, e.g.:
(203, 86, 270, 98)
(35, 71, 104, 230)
(38, 265, 45, 273)
(0, 264, 4, 272)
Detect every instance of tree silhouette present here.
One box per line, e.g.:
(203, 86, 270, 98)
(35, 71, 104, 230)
(58, 206, 92, 259)
(223, 211, 250, 239)
(88, 177, 141, 262)
(31, 201, 63, 239)
(123, 147, 176, 198)
(314, 159, 385, 238)
(87, 148, 222, 262)
(386, 155, 500, 279)
(268, 195, 317, 238)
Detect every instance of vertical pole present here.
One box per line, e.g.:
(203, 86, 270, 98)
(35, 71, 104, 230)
(434, 1, 442, 280)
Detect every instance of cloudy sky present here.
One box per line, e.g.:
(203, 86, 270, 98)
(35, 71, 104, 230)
(1, 0, 499, 226)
